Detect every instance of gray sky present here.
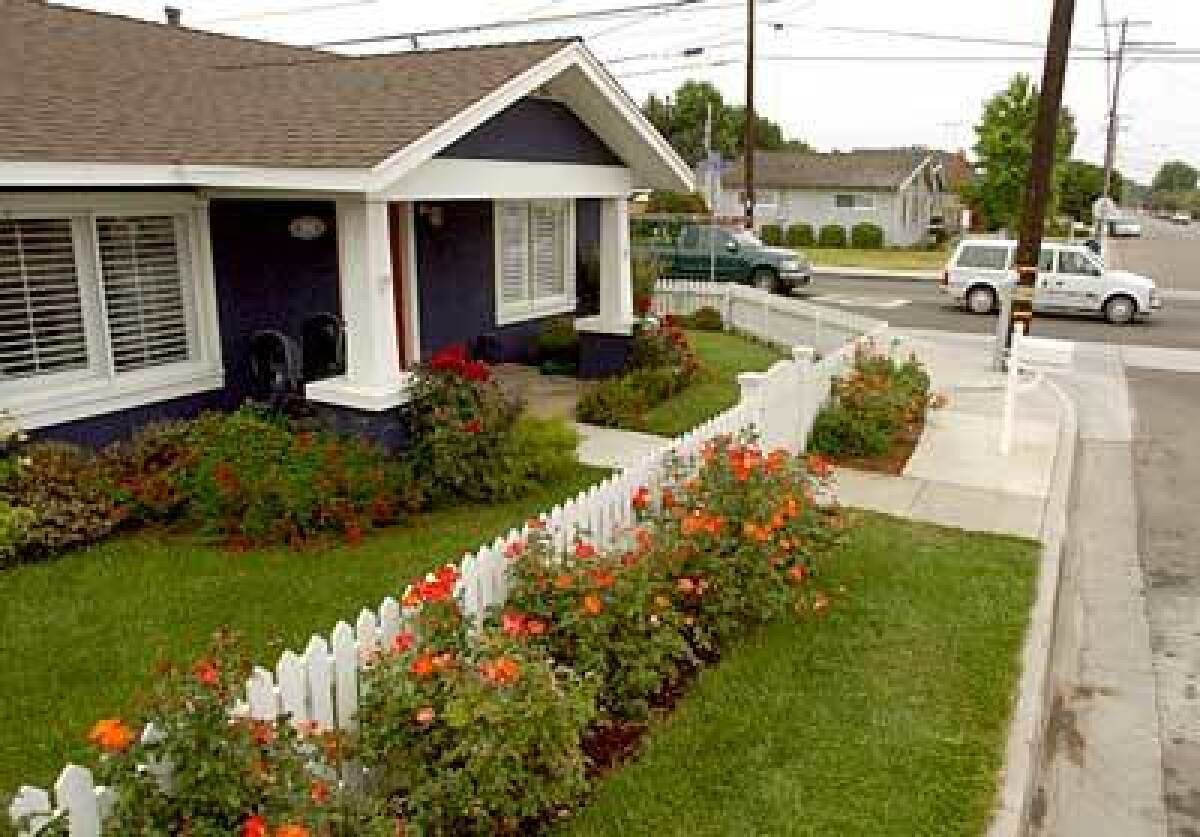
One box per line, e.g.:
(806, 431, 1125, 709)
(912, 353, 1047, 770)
(59, 0, 1200, 182)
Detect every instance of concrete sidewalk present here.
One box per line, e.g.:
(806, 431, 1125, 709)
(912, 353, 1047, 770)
(835, 330, 1061, 540)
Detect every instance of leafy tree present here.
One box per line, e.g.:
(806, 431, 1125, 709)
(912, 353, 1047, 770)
(1151, 160, 1198, 193)
(642, 80, 808, 165)
(966, 74, 1077, 231)
(1059, 160, 1124, 222)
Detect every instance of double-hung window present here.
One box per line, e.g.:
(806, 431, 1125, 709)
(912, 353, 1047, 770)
(0, 204, 215, 427)
(495, 200, 576, 325)
(835, 194, 875, 210)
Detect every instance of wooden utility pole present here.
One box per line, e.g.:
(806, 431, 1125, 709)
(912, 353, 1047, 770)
(1006, 0, 1076, 345)
(743, 0, 756, 229)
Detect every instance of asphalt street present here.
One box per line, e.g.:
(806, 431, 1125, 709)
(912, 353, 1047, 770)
(795, 276, 1200, 350)
(796, 212, 1200, 349)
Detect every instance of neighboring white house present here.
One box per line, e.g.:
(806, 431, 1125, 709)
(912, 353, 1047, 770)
(710, 149, 946, 246)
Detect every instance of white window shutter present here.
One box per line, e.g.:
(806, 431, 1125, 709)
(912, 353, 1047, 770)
(497, 202, 530, 308)
(97, 216, 191, 373)
(0, 218, 89, 380)
(530, 202, 565, 300)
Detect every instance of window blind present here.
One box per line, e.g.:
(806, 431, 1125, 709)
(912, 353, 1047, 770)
(530, 202, 565, 300)
(97, 216, 190, 373)
(0, 218, 89, 381)
(497, 202, 530, 307)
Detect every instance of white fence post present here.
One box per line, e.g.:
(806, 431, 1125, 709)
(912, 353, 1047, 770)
(737, 371, 767, 441)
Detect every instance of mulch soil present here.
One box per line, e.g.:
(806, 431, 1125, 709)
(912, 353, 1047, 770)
(827, 411, 927, 476)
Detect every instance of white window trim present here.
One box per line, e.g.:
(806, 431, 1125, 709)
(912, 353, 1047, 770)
(494, 199, 577, 327)
(0, 195, 223, 430)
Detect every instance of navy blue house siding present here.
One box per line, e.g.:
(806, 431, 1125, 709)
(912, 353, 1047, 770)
(438, 98, 622, 166)
(209, 199, 341, 402)
(416, 199, 603, 361)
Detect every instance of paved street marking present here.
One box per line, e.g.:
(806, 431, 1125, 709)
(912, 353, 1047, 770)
(807, 295, 911, 310)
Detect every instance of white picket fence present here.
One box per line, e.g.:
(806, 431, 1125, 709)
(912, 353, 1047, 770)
(8, 287, 886, 836)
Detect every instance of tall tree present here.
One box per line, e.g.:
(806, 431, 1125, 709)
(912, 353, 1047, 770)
(1151, 160, 1198, 193)
(1060, 159, 1124, 221)
(642, 80, 806, 165)
(966, 74, 1077, 231)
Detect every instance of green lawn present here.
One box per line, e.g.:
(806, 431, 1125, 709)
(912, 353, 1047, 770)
(804, 246, 949, 272)
(563, 513, 1038, 837)
(0, 466, 605, 795)
(637, 330, 788, 438)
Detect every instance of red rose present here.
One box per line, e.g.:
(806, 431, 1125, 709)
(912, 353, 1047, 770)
(240, 815, 268, 837)
(462, 360, 490, 382)
(463, 418, 483, 434)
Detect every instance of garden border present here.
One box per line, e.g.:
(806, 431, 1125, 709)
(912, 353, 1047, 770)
(9, 289, 888, 835)
(985, 375, 1078, 837)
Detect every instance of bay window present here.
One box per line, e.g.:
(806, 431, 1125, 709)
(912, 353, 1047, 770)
(494, 200, 576, 325)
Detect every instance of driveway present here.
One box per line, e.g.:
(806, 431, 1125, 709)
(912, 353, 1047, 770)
(1130, 368, 1200, 837)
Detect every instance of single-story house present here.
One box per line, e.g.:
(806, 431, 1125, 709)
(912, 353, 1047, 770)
(710, 148, 946, 246)
(0, 0, 692, 448)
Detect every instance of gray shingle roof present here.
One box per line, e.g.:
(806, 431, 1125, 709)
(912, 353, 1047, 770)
(0, 0, 572, 168)
(723, 148, 931, 192)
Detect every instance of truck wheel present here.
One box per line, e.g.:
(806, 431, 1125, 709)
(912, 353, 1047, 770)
(1103, 294, 1137, 325)
(752, 267, 778, 294)
(965, 284, 997, 315)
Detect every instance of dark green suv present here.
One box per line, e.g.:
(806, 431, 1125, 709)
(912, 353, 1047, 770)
(631, 218, 812, 295)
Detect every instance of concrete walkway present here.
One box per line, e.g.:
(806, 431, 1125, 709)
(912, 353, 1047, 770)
(835, 330, 1061, 540)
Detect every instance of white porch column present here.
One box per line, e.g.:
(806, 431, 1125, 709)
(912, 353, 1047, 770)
(306, 198, 406, 411)
(578, 196, 635, 335)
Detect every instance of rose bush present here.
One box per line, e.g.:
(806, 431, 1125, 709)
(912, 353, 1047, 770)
(179, 406, 395, 548)
(357, 564, 596, 835)
(66, 631, 395, 837)
(808, 340, 936, 459)
(498, 527, 691, 720)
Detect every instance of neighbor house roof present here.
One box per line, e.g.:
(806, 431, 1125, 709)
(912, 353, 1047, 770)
(723, 148, 934, 192)
(0, 0, 574, 169)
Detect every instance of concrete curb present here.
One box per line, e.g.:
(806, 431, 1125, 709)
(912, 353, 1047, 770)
(986, 375, 1078, 837)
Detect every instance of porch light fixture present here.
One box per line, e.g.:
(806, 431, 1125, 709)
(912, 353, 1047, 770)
(288, 215, 327, 240)
(419, 204, 444, 229)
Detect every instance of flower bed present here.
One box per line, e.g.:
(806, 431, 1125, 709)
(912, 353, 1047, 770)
(26, 437, 845, 835)
(807, 341, 944, 474)
(575, 317, 702, 429)
(0, 349, 579, 565)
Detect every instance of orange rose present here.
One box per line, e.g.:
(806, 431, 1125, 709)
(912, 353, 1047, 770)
(554, 573, 574, 590)
(480, 656, 521, 686)
(88, 719, 135, 753)
(582, 594, 604, 616)
(409, 653, 436, 679)
(309, 779, 331, 805)
(276, 826, 310, 837)
(192, 658, 220, 688)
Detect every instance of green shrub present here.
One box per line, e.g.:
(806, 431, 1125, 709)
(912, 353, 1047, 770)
(104, 421, 193, 524)
(9, 442, 122, 559)
(632, 253, 665, 315)
(0, 499, 35, 569)
(576, 377, 649, 428)
(808, 342, 933, 458)
(850, 222, 885, 249)
(180, 406, 393, 548)
(817, 224, 848, 248)
(787, 221, 816, 248)
(404, 345, 544, 506)
(759, 224, 784, 246)
(491, 416, 581, 497)
(535, 317, 579, 363)
(357, 566, 595, 835)
(786, 223, 815, 247)
(684, 305, 724, 331)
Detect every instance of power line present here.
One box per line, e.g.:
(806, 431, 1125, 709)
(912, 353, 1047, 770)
(312, 0, 709, 47)
(761, 21, 1107, 51)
